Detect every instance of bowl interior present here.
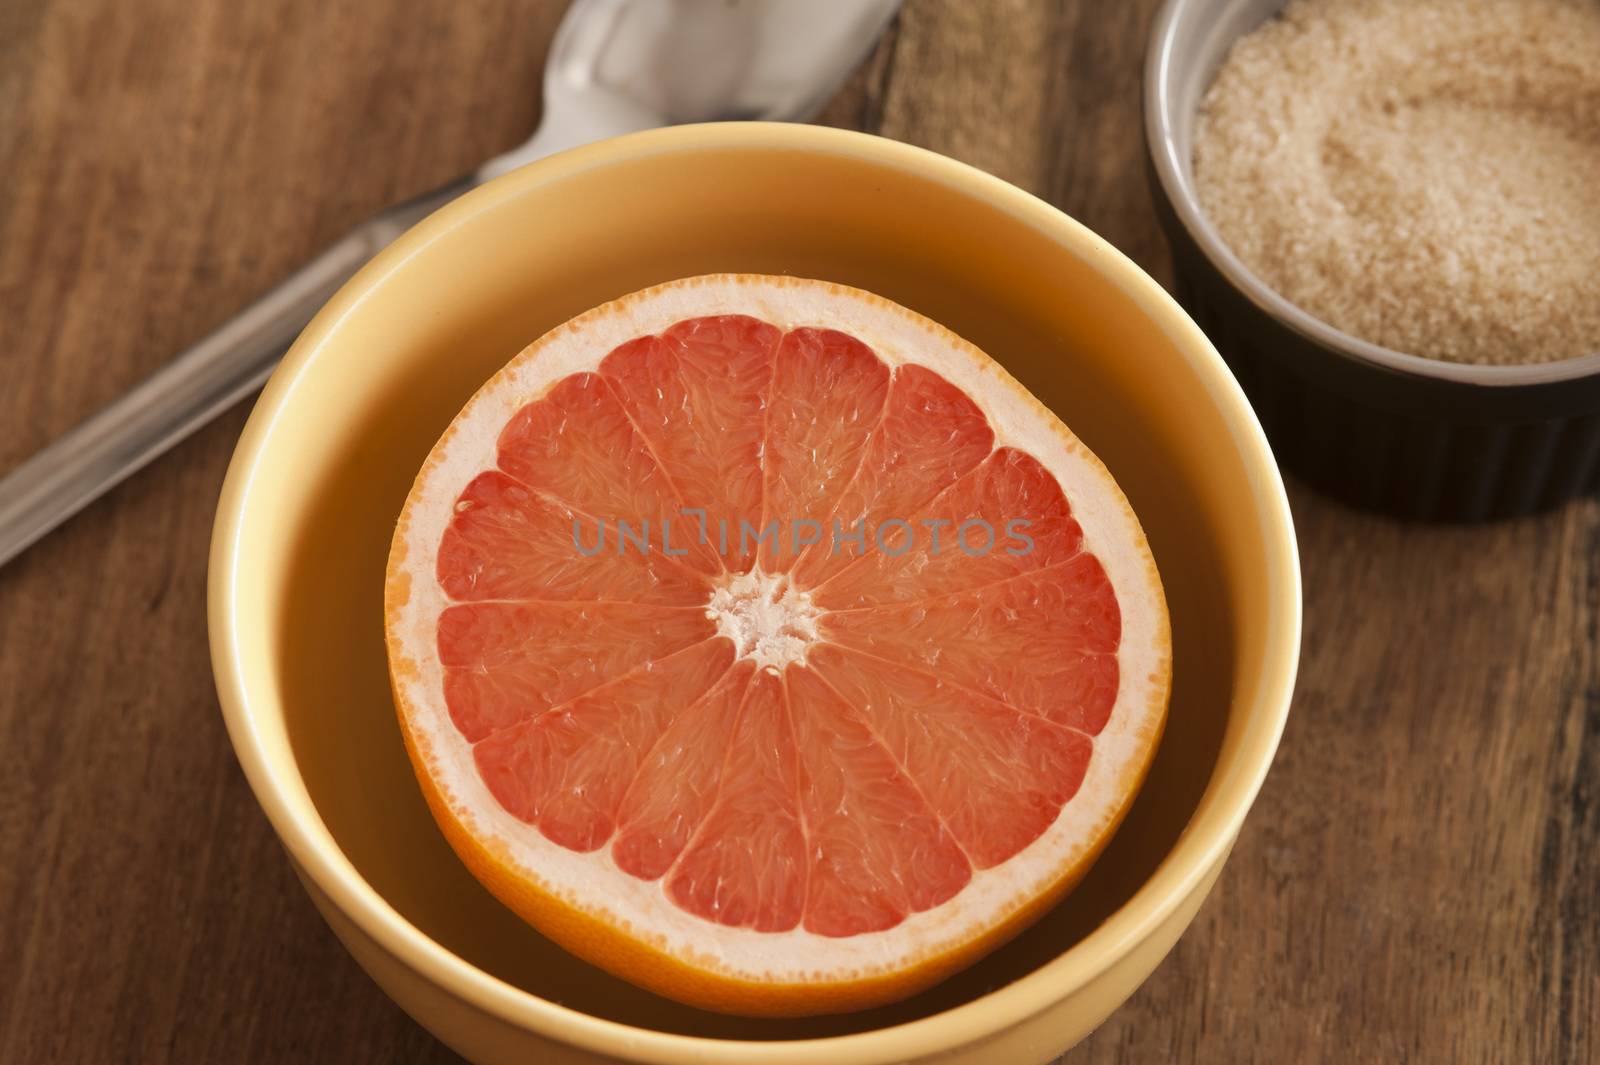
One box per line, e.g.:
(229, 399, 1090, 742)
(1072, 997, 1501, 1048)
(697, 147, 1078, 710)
(223, 127, 1289, 1042)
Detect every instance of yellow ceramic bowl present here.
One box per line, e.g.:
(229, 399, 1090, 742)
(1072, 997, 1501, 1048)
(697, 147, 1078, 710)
(208, 123, 1299, 1065)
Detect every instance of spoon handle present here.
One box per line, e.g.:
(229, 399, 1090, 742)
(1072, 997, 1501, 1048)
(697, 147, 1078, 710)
(0, 179, 470, 569)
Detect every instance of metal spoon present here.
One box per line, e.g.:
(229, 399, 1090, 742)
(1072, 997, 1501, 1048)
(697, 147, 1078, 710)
(0, 0, 900, 569)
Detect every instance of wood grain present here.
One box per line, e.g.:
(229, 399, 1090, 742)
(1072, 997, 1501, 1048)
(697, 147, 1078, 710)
(1, 1, 1595, 1062)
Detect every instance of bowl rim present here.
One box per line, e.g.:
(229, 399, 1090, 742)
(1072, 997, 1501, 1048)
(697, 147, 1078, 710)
(208, 121, 1301, 1064)
(1144, 0, 1600, 387)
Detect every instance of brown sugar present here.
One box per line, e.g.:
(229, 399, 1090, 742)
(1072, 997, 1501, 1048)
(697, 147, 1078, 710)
(1193, 0, 1600, 365)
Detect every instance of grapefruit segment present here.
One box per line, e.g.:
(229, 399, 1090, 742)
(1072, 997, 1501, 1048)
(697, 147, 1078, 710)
(599, 317, 780, 573)
(436, 470, 710, 604)
(471, 638, 735, 851)
(758, 328, 891, 572)
(812, 446, 1086, 610)
(385, 274, 1170, 1016)
(789, 364, 994, 587)
(786, 665, 972, 938)
(436, 601, 712, 742)
(612, 662, 756, 881)
(496, 372, 719, 576)
(818, 554, 1121, 734)
(805, 643, 1094, 870)
(665, 670, 807, 932)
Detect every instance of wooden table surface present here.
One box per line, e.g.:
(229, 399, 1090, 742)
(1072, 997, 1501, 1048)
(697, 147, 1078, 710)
(2, 1, 1596, 1062)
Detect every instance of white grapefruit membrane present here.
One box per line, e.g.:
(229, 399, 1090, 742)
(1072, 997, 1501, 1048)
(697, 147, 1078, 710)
(385, 275, 1170, 1015)
(706, 573, 821, 670)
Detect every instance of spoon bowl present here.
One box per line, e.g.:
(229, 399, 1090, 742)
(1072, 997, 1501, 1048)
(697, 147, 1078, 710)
(492, 0, 901, 171)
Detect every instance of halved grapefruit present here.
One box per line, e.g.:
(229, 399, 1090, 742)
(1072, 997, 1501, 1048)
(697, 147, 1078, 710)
(384, 274, 1170, 1016)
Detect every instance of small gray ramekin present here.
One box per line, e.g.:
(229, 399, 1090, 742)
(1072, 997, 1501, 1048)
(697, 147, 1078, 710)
(1144, 0, 1600, 521)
